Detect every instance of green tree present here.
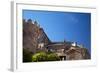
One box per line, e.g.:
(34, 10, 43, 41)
(47, 53, 60, 61)
(32, 52, 47, 62)
(32, 52, 60, 62)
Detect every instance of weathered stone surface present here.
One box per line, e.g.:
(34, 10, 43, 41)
(65, 47, 90, 60)
(23, 19, 50, 53)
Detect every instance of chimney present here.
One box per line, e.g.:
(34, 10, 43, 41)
(72, 42, 77, 47)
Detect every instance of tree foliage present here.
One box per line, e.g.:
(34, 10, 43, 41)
(32, 52, 47, 62)
(32, 52, 60, 62)
(47, 53, 60, 61)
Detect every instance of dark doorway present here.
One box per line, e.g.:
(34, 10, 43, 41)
(59, 56, 66, 60)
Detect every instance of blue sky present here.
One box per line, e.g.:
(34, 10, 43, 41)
(23, 10, 91, 53)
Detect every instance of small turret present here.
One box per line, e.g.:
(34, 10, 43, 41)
(27, 19, 32, 24)
(34, 20, 38, 25)
(63, 39, 66, 44)
(34, 20, 41, 28)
